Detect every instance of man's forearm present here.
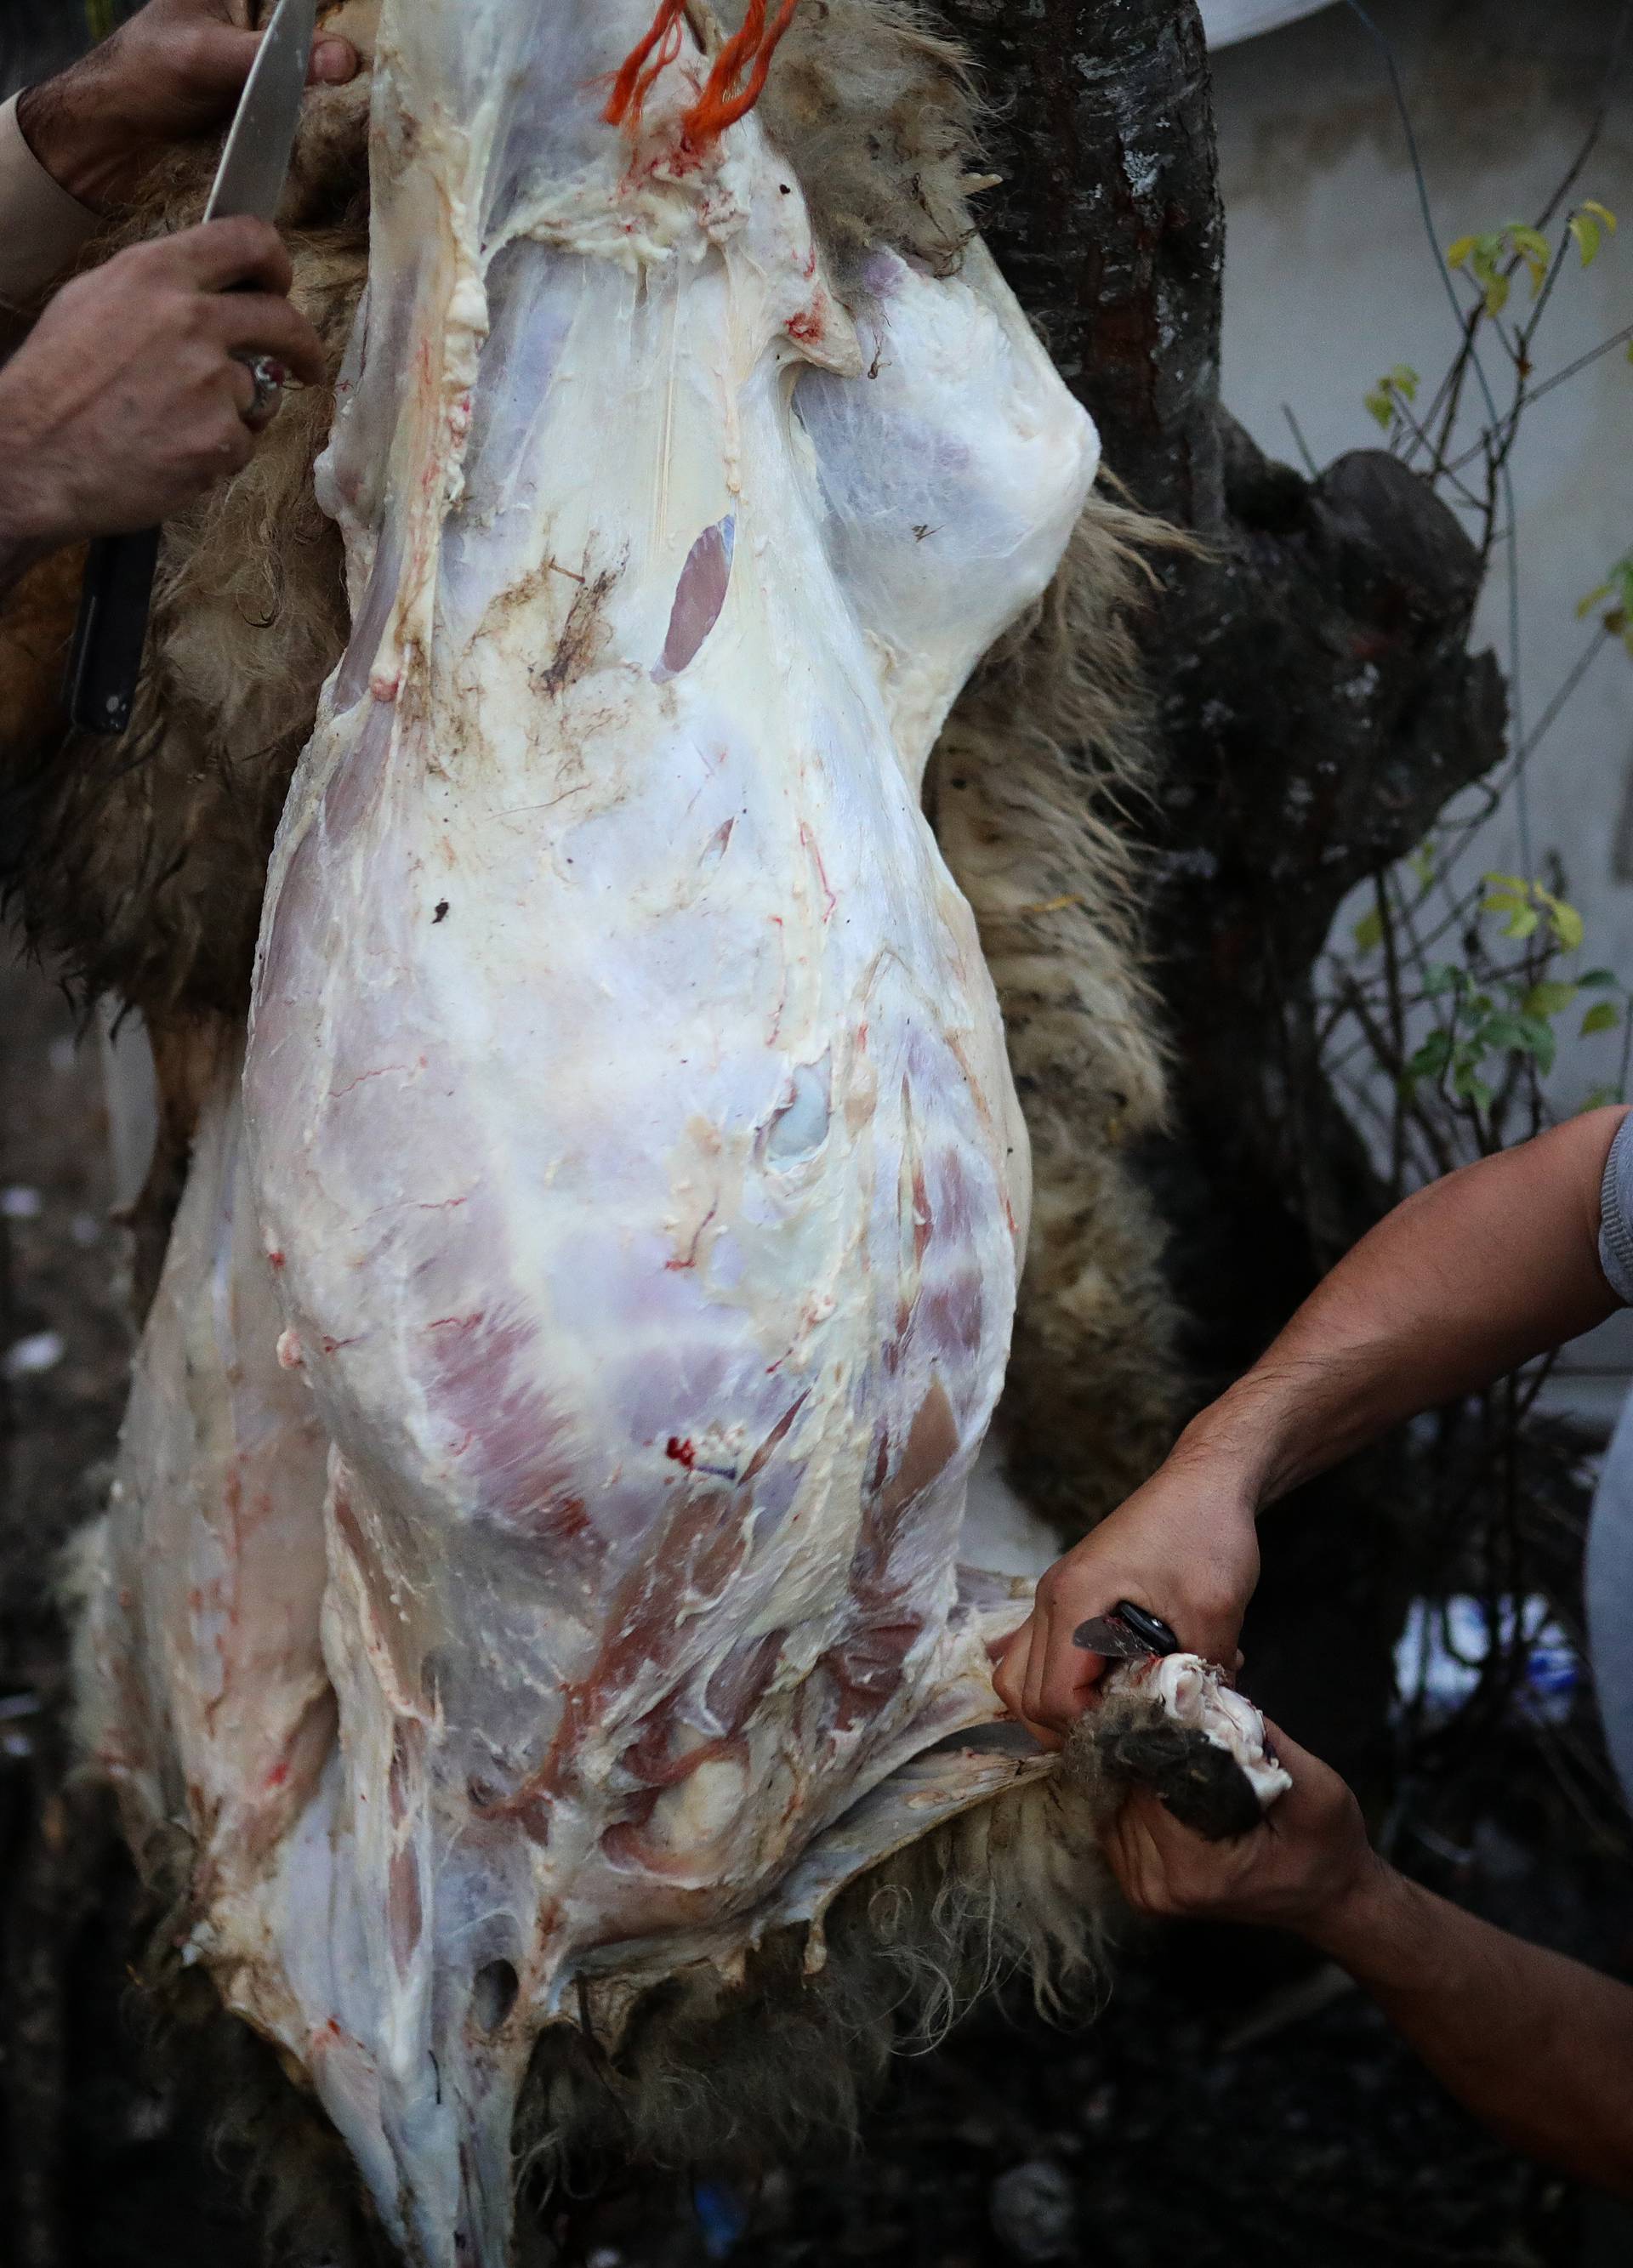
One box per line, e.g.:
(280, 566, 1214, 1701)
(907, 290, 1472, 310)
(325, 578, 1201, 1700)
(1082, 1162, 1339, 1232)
(1179, 1108, 1627, 1507)
(1308, 1859, 1633, 2197)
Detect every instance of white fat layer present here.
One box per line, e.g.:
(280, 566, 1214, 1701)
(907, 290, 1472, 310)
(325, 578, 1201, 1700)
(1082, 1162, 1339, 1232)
(90, 1, 1101, 2258)
(1119, 1653, 1294, 1810)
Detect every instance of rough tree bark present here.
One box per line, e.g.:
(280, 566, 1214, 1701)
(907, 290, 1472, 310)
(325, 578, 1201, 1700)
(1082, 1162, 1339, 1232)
(937, 0, 1508, 1774)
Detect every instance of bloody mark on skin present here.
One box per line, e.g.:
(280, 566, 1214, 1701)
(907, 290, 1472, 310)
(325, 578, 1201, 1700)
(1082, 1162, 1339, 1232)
(423, 1310, 593, 1548)
(475, 1394, 805, 1843)
(328, 1061, 416, 1102)
(799, 822, 836, 920)
(665, 1200, 717, 1271)
(617, 1715, 744, 1791)
(665, 1435, 697, 1468)
(879, 1376, 959, 1524)
(918, 1272, 986, 1360)
(319, 1335, 361, 1356)
(473, 1483, 750, 1840)
(433, 899, 449, 923)
(265, 1248, 285, 1269)
(822, 1376, 959, 1730)
(910, 1158, 932, 1266)
(389, 1844, 424, 1975)
(652, 517, 734, 681)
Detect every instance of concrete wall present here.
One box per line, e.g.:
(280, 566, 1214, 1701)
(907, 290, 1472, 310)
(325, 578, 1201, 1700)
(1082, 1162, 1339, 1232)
(1213, 0, 1633, 1102)
(1212, 0, 1633, 1413)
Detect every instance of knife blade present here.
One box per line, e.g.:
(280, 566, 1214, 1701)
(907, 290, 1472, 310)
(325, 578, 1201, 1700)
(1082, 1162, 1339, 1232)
(1073, 1600, 1182, 1661)
(66, 0, 320, 736)
(206, 0, 319, 223)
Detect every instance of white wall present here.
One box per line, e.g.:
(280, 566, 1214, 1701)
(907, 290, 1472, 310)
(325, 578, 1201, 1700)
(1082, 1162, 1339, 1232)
(1201, 0, 1334, 48)
(1210, 0, 1633, 1413)
(1213, 0, 1633, 1104)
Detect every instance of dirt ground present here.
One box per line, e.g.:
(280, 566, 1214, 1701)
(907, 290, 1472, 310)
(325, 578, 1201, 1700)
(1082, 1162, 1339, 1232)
(3, 931, 1632, 2268)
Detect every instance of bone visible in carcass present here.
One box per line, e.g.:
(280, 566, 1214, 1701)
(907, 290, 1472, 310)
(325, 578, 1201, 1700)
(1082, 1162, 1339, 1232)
(83, 3, 1271, 2259)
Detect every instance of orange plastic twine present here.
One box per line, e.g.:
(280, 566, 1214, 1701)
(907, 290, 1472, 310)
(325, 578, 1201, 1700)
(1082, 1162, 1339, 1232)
(603, 0, 689, 129)
(605, 0, 805, 148)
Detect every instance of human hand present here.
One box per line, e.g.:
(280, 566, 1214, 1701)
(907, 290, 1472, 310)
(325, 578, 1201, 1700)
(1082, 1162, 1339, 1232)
(1105, 1719, 1380, 1938)
(992, 1447, 1261, 1746)
(17, 0, 361, 211)
(0, 219, 325, 577)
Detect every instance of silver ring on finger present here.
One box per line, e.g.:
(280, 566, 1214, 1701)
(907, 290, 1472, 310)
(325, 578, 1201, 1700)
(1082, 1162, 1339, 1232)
(240, 352, 287, 432)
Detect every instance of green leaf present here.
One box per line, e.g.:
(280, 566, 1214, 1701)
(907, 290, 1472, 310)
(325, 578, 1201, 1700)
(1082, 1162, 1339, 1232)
(1363, 386, 1393, 429)
(1579, 582, 1614, 618)
(1509, 223, 1552, 289)
(1351, 907, 1385, 952)
(1583, 199, 1619, 232)
(1583, 1083, 1626, 1110)
(1453, 1066, 1494, 1110)
(1522, 981, 1579, 1019)
(1582, 1000, 1621, 1036)
(1488, 1011, 1533, 1052)
(1390, 363, 1421, 401)
(1503, 905, 1541, 940)
(1447, 234, 1477, 270)
(1579, 968, 1620, 988)
(1421, 961, 1463, 997)
(1519, 1015, 1559, 1074)
(1407, 1032, 1454, 1078)
(1545, 895, 1586, 952)
(1570, 213, 1602, 267)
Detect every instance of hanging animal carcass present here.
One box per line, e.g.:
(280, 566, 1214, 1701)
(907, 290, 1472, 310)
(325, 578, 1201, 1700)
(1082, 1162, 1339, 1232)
(0, 3, 1282, 2260)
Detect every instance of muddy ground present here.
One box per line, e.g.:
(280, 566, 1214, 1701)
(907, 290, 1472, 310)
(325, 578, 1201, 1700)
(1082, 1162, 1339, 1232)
(3, 929, 1632, 2268)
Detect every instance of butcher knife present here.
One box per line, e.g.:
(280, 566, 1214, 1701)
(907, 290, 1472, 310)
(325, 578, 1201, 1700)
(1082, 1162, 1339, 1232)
(1073, 1600, 1181, 1661)
(65, 0, 318, 736)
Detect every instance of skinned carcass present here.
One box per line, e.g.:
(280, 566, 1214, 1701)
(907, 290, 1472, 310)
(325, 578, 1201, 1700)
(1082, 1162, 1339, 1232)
(9, 2, 1273, 2260)
(224, 0, 1097, 2244)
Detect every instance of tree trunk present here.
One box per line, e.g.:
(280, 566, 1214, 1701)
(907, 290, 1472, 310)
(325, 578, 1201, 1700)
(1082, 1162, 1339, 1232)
(938, 0, 1508, 1783)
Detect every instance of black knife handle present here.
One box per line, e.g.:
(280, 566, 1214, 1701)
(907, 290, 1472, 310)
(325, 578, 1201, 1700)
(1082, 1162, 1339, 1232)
(1114, 1601, 1181, 1657)
(65, 525, 161, 736)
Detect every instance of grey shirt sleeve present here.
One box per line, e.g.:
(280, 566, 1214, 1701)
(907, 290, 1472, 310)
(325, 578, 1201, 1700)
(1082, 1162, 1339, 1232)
(1596, 1111, 1633, 1305)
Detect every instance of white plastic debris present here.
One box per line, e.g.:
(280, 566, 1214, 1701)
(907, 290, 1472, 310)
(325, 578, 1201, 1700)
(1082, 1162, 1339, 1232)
(3, 1330, 65, 1381)
(990, 2161, 1078, 2264)
(1394, 1595, 1580, 1728)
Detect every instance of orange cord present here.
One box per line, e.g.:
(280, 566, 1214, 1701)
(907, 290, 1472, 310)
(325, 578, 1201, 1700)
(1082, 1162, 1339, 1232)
(603, 0, 688, 128)
(605, 0, 804, 148)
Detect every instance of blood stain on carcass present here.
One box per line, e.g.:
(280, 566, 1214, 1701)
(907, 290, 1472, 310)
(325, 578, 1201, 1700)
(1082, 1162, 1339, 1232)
(652, 516, 735, 681)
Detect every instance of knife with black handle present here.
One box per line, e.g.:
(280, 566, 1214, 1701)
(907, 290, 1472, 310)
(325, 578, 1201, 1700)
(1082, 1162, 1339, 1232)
(64, 0, 316, 736)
